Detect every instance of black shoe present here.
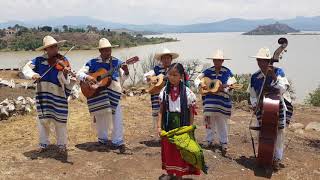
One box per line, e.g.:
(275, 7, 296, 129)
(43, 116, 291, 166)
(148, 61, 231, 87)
(221, 143, 228, 157)
(159, 174, 174, 180)
(273, 159, 281, 171)
(119, 144, 126, 154)
(98, 139, 108, 145)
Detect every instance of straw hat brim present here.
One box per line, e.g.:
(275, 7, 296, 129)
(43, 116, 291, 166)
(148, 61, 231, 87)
(155, 52, 179, 61)
(250, 56, 272, 60)
(206, 57, 231, 60)
(36, 40, 67, 51)
(98, 45, 119, 49)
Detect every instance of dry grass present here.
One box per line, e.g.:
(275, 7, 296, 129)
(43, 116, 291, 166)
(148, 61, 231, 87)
(0, 74, 319, 179)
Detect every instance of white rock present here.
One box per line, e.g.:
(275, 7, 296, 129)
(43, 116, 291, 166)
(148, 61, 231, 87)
(9, 79, 15, 88)
(290, 123, 304, 130)
(0, 79, 16, 88)
(17, 96, 25, 102)
(0, 106, 9, 117)
(0, 99, 9, 106)
(294, 129, 304, 134)
(24, 104, 32, 112)
(305, 122, 320, 132)
(0, 80, 11, 87)
(7, 103, 15, 112)
(26, 97, 36, 105)
(129, 92, 134, 97)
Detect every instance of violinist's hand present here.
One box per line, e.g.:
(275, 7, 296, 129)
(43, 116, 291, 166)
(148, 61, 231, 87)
(63, 66, 71, 76)
(32, 74, 41, 80)
(85, 75, 97, 85)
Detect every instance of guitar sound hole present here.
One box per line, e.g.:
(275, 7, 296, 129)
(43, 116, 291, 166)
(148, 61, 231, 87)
(96, 76, 101, 81)
(209, 82, 215, 89)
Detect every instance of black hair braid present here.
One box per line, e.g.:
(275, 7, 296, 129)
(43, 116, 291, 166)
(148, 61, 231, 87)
(162, 80, 171, 131)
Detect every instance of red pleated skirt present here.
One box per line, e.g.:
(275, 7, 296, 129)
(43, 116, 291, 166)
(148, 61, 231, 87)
(161, 137, 200, 176)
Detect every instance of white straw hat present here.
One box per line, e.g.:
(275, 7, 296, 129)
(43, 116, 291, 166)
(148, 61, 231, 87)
(36, 35, 66, 51)
(154, 48, 179, 61)
(250, 47, 272, 60)
(98, 38, 119, 49)
(206, 49, 231, 60)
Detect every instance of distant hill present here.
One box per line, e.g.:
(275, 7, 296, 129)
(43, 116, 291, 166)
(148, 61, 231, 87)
(1, 16, 320, 33)
(243, 22, 300, 35)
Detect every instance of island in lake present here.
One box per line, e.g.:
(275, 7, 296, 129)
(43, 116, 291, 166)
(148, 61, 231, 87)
(243, 22, 300, 35)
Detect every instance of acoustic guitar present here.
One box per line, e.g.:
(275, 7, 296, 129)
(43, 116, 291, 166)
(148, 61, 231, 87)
(146, 74, 165, 95)
(199, 77, 243, 95)
(80, 56, 139, 98)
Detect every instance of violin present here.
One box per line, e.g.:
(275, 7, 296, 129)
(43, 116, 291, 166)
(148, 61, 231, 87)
(34, 46, 76, 84)
(47, 53, 76, 77)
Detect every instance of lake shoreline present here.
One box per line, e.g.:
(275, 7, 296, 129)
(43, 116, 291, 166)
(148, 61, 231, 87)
(0, 39, 179, 53)
(1, 32, 319, 102)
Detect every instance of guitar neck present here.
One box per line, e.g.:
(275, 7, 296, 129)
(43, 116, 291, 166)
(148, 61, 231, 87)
(100, 64, 123, 79)
(98, 56, 138, 80)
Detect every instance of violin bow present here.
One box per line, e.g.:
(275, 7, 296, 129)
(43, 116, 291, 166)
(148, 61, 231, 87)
(34, 46, 76, 83)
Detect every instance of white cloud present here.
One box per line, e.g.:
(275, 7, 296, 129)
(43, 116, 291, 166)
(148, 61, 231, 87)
(0, 0, 319, 24)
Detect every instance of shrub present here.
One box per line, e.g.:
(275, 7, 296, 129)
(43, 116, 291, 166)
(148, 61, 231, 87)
(305, 86, 320, 107)
(231, 74, 251, 103)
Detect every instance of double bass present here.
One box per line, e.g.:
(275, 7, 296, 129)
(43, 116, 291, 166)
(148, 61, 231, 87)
(251, 38, 288, 168)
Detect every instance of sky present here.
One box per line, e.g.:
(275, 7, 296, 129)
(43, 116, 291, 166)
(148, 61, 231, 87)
(0, 0, 319, 24)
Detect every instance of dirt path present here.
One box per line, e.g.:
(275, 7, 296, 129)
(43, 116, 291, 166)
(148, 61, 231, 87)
(0, 93, 319, 180)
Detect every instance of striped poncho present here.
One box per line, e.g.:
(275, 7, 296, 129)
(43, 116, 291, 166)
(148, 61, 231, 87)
(78, 56, 124, 115)
(198, 66, 236, 117)
(22, 55, 74, 123)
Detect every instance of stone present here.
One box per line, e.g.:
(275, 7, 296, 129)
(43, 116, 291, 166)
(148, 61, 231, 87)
(26, 97, 36, 105)
(0, 106, 9, 117)
(24, 104, 32, 112)
(290, 123, 304, 130)
(7, 103, 15, 112)
(294, 129, 304, 134)
(17, 96, 25, 102)
(0, 99, 9, 106)
(305, 122, 320, 132)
